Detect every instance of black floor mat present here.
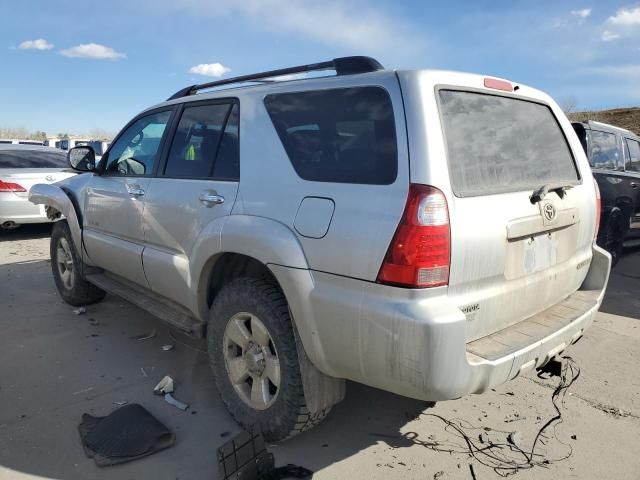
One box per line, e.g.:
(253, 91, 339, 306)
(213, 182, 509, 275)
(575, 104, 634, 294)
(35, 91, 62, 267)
(78, 404, 175, 466)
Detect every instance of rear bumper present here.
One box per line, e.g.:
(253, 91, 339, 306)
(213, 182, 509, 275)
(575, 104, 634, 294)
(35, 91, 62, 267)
(0, 194, 49, 225)
(271, 245, 611, 401)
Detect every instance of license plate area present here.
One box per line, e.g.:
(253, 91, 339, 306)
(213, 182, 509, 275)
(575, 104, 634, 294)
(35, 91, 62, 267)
(505, 231, 560, 279)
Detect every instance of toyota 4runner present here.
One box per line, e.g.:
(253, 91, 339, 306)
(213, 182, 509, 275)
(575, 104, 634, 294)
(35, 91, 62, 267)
(30, 56, 611, 441)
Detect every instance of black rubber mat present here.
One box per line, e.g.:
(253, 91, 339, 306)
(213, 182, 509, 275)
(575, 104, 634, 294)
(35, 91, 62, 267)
(78, 404, 175, 466)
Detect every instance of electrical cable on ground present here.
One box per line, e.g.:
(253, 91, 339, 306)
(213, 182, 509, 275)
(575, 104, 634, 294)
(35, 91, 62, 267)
(405, 356, 580, 477)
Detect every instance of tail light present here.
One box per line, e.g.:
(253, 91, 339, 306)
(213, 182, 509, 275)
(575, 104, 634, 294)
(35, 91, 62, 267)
(0, 180, 26, 192)
(593, 176, 601, 240)
(377, 184, 450, 288)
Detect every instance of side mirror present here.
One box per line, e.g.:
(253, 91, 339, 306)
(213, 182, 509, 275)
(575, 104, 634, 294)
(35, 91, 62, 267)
(68, 146, 96, 172)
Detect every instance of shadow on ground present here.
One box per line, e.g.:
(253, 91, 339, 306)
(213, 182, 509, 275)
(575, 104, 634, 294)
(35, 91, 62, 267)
(0, 258, 433, 480)
(599, 246, 640, 320)
(0, 223, 52, 242)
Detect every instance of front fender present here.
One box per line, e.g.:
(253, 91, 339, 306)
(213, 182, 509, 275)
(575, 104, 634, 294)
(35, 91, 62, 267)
(29, 184, 83, 255)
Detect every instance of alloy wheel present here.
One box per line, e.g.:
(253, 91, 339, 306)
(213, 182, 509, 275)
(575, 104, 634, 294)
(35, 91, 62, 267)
(223, 312, 281, 410)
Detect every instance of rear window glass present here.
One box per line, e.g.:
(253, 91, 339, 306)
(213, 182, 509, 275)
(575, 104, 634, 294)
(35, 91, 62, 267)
(0, 149, 67, 168)
(439, 90, 579, 197)
(264, 87, 397, 185)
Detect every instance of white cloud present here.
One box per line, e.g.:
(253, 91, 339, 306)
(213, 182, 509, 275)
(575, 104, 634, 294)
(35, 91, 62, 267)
(571, 8, 592, 19)
(59, 43, 126, 60)
(169, 0, 423, 59)
(601, 30, 621, 42)
(607, 6, 640, 26)
(19, 39, 54, 50)
(189, 63, 231, 77)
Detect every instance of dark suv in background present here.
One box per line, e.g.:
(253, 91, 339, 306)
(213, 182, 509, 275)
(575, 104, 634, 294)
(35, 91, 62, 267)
(573, 120, 640, 265)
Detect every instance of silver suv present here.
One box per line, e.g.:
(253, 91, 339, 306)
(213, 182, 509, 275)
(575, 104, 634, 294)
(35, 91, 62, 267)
(30, 56, 611, 441)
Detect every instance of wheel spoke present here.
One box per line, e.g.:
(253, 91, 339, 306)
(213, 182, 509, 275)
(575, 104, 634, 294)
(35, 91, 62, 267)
(251, 317, 271, 347)
(226, 317, 252, 350)
(264, 355, 280, 388)
(227, 357, 250, 384)
(251, 377, 270, 406)
(57, 248, 67, 265)
(61, 270, 72, 289)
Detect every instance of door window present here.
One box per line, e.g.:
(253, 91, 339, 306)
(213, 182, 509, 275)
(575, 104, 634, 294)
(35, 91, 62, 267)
(105, 110, 172, 176)
(589, 130, 622, 170)
(164, 102, 239, 179)
(625, 138, 640, 172)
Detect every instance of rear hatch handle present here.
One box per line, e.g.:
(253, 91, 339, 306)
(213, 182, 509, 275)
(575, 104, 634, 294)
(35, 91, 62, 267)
(530, 183, 574, 203)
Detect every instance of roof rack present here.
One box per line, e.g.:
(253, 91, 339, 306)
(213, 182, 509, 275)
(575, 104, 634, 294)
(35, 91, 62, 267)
(167, 56, 384, 101)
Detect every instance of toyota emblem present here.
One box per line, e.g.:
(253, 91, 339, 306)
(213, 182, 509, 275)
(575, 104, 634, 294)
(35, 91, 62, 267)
(543, 203, 557, 221)
(45, 175, 55, 182)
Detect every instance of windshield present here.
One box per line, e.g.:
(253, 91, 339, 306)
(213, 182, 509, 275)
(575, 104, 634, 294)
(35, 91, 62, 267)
(439, 90, 580, 197)
(0, 149, 68, 168)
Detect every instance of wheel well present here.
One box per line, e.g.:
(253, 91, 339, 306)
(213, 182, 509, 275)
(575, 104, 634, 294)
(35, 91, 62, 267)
(204, 253, 280, 309)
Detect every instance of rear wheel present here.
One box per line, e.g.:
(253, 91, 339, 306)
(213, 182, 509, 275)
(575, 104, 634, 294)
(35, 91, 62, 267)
(207, 277, 330, 441)
(50, 221, 105, 306)
(598, 209, 625, 267)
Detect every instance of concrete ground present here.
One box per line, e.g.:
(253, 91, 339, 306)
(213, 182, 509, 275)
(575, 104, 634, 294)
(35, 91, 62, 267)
(1, 224, 639, 480)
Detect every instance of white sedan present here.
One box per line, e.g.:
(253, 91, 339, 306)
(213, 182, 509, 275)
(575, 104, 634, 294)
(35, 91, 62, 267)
(0, 144, 76, 230)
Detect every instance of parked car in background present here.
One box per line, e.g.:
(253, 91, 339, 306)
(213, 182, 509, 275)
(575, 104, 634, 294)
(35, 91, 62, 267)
(31, 56, 610, 441)
(0, 139, 45, 146)
(572, 120, 640, 265)
(0, 144, 76, 230)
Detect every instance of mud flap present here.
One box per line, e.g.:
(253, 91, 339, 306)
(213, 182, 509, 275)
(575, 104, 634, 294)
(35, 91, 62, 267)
(292, 317, 346, 414)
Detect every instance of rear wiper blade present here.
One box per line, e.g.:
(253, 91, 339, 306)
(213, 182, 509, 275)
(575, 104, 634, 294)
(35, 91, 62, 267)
(530, 183, 573, 203)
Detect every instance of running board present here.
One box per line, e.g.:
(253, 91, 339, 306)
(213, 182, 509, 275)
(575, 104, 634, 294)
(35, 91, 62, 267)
(85, 273, 205, 338)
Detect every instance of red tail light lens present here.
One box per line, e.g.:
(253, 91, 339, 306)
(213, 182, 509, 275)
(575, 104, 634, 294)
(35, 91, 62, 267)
(0, 180, 26, 192)
(593, 176, 601, 240)
(377, 184, 450, 288)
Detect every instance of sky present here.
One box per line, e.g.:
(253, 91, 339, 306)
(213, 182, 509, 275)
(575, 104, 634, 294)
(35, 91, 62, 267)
(1, 0, 639, 135)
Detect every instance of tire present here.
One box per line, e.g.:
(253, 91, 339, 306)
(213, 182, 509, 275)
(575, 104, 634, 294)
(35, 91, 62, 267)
(207, 277, 329, 442)
(50, 221, 106, 306)
(597, 209, 626, 267)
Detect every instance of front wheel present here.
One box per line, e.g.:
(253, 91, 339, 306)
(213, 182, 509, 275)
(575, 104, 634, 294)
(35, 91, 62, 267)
(207, 277, 330, 442)
(50, 221, 105, 306)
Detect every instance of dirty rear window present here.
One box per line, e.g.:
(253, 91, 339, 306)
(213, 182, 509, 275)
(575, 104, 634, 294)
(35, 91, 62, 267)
(439, 90, 579, 197)
(0, 150, 67, 168)
(264, 87, 397, 185)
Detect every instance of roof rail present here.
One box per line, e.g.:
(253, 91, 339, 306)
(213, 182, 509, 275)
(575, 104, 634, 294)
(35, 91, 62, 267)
(167, 56, 384, 101)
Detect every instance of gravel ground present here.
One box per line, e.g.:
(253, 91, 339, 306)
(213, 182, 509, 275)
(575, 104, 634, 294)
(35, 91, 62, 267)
(1, 224, 639, 480)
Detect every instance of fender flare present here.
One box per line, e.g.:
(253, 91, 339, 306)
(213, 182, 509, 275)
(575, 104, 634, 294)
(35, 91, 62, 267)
(220, 215, 309, 269)
(29, 184, 83, 255)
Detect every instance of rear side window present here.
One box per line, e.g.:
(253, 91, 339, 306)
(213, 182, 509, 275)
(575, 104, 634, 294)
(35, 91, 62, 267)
(0, 149, 67, 168)
(624, 138, 640, 172)
(589, 130, 622, 170)
(165, 103, 229, 178)
(264, 87, 397, 185)
(439, 90, 579, 197)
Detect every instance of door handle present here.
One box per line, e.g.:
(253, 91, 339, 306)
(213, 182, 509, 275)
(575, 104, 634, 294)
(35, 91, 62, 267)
(199, 193, 225, 206)
(126, 184, 145, 197)
(631, 182, 639, 189)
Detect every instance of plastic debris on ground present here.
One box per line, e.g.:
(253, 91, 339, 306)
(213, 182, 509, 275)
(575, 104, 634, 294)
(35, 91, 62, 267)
(73, 306, 86, 315)
(162, 344, 174, 351)
(132, 329, 157, 341)
(154, 376, 174, 395)
(164, 393, 189, 411)
(217, 429, 313, 480)
(78, 403, 175, 466)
